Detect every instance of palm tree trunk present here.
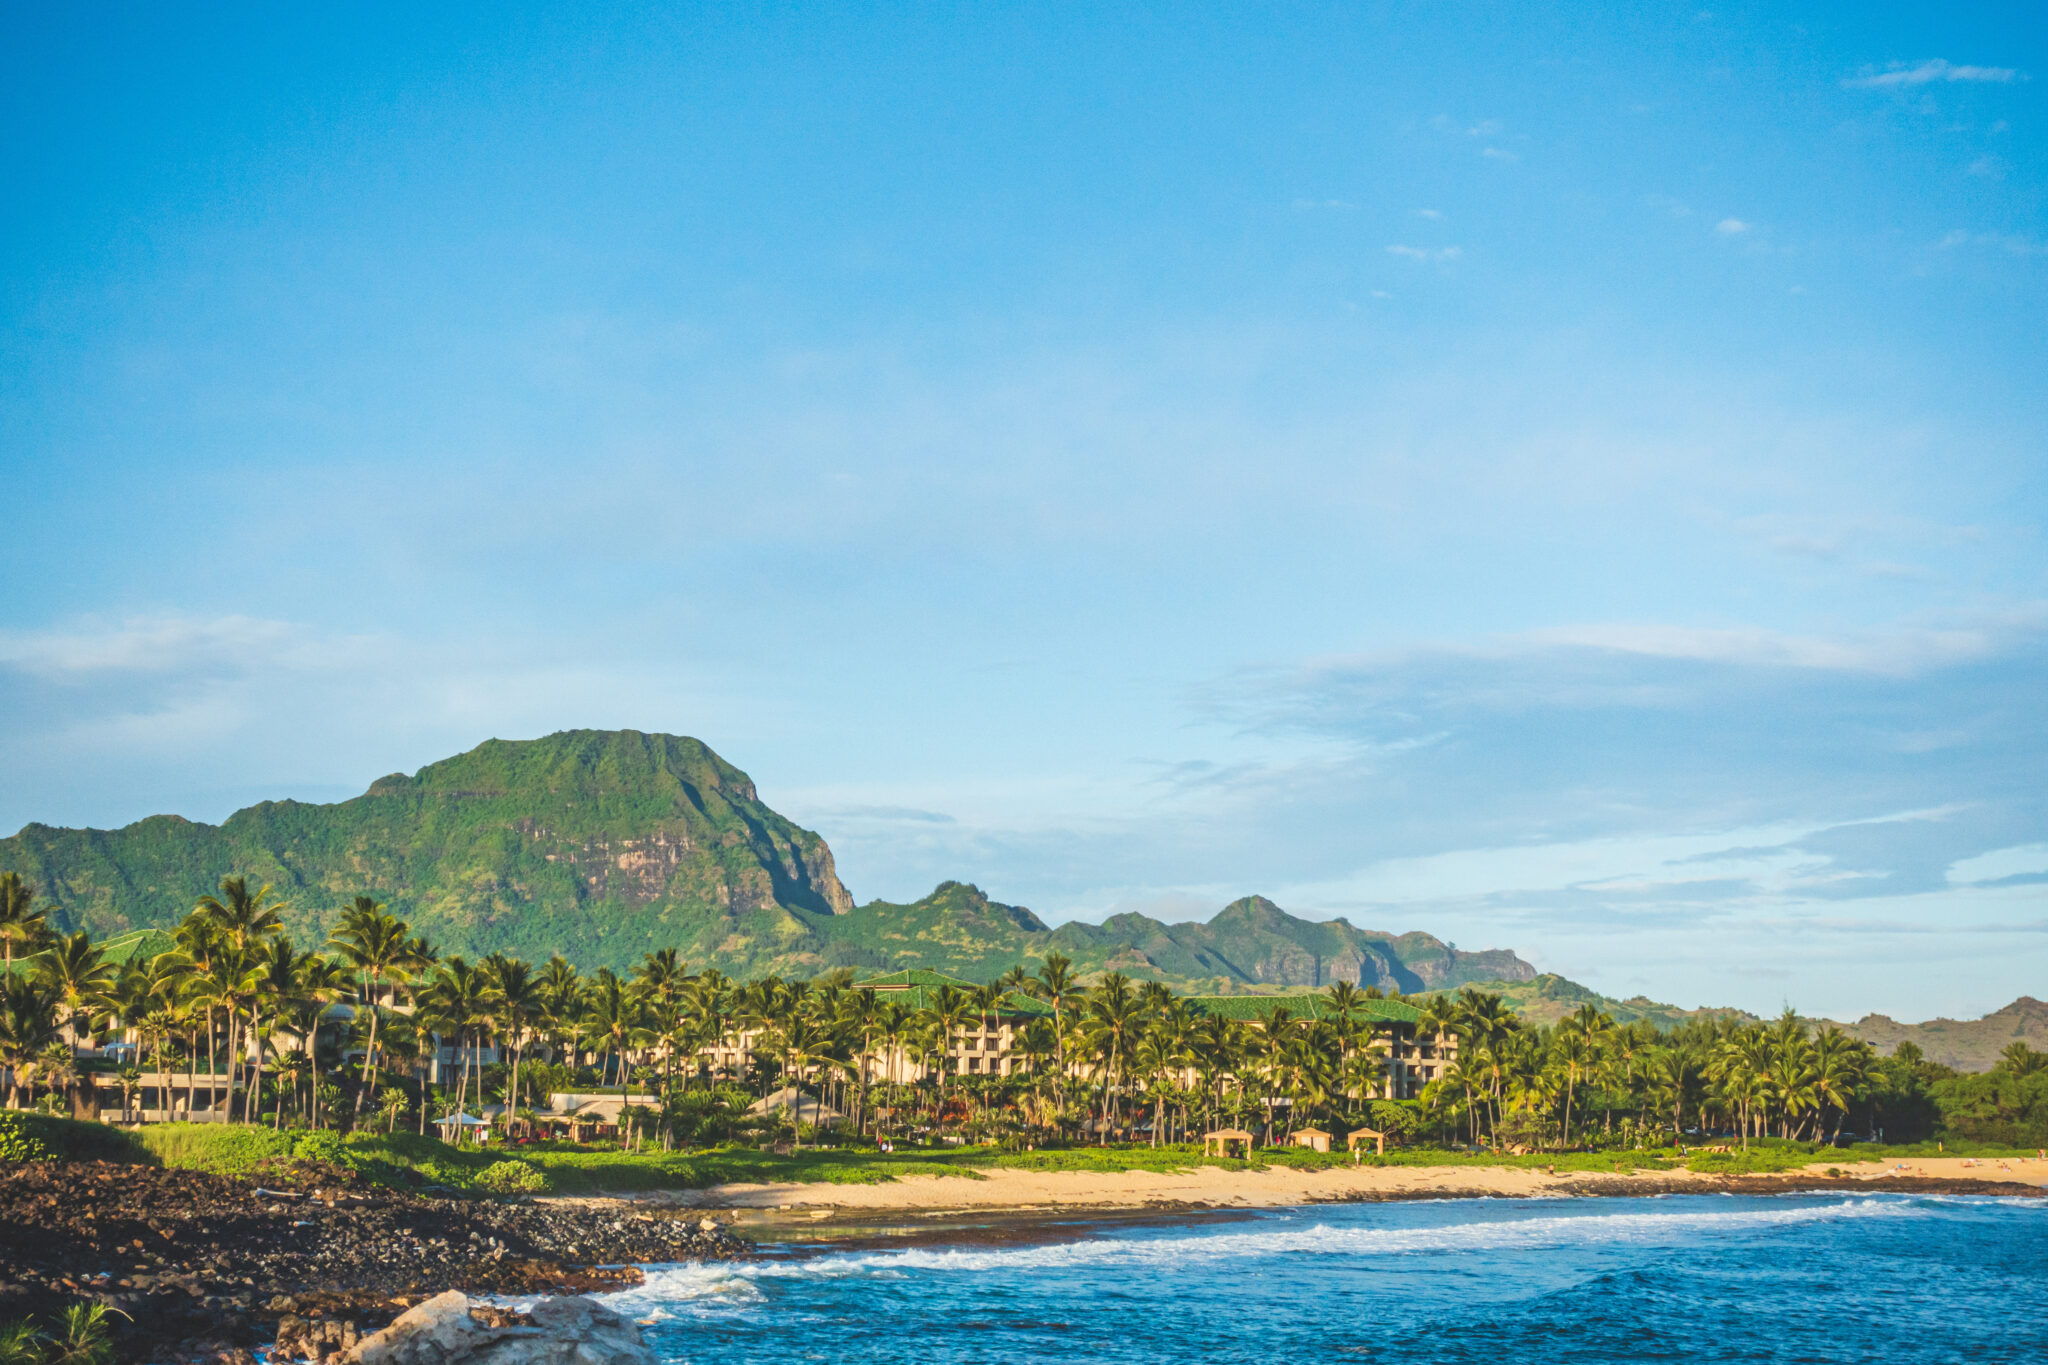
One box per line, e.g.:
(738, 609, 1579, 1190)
(203, 1012, 218, 1122)
(245, 1011, 261, 1124)
(354, 976, 381, 1118)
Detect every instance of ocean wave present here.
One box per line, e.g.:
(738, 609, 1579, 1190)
(603, 1194, 1947, 1316)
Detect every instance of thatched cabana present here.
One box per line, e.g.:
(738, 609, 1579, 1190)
(1290, 1127, 1333, 1153)
(1347, 1125, 1387, 1156)
(1203, 1128, 1254, 1157)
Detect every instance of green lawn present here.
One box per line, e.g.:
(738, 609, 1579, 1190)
(7, 1116, 2040, 1194)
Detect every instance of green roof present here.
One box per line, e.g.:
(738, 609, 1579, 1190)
(1187, 994, 1423, 1025)
(99, 928, 177, 965)
(3, 926, 176, 976)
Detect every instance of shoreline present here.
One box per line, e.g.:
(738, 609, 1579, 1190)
(580, 1155, 2048, 1227)
(8, 1155, 2041, 1362)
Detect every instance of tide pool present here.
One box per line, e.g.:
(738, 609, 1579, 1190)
(600, 1193, 2045, 1364)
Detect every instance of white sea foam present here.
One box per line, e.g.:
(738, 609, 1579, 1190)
(602, 1195, 1940, 1320)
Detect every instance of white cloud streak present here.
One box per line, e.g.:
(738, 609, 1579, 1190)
(1385, 245, 1462, 263)
(1843, 59, 2020, 89)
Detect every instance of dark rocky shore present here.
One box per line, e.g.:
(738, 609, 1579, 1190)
(0, 1161, 746, 1365)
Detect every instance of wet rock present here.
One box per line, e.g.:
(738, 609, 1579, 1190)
(342, 1291, 650, 1365)
(2, 1158, 744, 1363)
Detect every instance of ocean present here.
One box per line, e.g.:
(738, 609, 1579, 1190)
(596, 1193, 2046, 1364)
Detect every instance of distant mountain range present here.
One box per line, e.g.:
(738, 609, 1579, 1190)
(1446, 974, 2048, 1073)
(0, 730, 1534, 991)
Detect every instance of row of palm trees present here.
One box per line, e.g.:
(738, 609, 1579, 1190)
(1415, 992, 1891, 1150)
(0, 869, 1924, 1150)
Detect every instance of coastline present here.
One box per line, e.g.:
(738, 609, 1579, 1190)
(10, 1153, 2041, 1363)
(601, 1155, 2048, 1223)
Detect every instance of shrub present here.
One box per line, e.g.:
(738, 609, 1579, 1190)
(133, 1123, 293, 1174)
(474, 1160, 547, 1195)
(0, 1112, 51, 1162)
(0, 1114, 144, 1164)
(289, 1130, 348, 1167)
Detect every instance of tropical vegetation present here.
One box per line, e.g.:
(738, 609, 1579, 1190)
(2, 870, 2042, 1158)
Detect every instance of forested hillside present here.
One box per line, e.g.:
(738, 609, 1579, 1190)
(0, 731, 1536, 989)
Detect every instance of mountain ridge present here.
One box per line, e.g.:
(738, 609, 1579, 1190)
(0, 730, 1534, 989)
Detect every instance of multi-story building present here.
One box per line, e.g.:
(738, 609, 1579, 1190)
(1179, 993, 1452, 1099)
(703, 969, 1452, 1099)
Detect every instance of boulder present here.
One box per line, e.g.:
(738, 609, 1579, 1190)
(339, 1291, 651, 1365)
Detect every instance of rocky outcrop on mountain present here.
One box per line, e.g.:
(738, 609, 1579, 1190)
(1831, 996, 2048, 1072)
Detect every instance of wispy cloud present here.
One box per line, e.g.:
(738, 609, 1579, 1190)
(1936, 229, 2047, 257)
(1522, 621, 2003, 674)
(1843, 59, 2020, 89)
(0, 615, 331, 676)
(1947, 843, 2048, 885)
(1716, 218, 1750, 235)
(1386, 245, 1462, 263)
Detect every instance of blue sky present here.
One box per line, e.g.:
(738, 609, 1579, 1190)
(3, 3, 2043, 1020)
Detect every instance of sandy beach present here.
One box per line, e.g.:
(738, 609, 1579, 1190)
(623, 1154, 2048, 1217)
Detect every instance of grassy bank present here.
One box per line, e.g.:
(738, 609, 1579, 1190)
(6, 1113, 2037, 1194)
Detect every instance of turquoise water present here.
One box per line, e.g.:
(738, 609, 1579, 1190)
(600, 1194, 2046, 1364)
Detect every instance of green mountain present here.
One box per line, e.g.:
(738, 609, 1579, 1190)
(0, 729, 1535, 988)
(1435, 976, 2047, 1074)
(0, 730, 854, 976)
(819, 882, 1533, 991)
(1434, 973, 1762, 1030)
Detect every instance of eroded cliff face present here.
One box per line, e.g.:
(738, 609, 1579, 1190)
(509, 818, 851, 916)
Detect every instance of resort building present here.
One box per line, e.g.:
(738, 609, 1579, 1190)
(695, 969, 1055, 1084)
(1180, 993, 1452, 1100)
(851, 969, 1054, 1081)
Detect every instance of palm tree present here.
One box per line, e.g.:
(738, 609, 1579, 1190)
(538, 955, 586, 1070)
(114, 1065, 143, 1124)
(777, 1010, 837, 1145)
(2000, 1041, 2047, 1077)
(191, 942, 262, 1123)
(1081, 973, 1140, 1141)
(836, 987, 886, 1133)
(1808, 1027, 1868, 1144)
(485, 954, 546, 1127)
(195, 876, 287, 948)
(249, 937, 322, 1125)
(418, 957, 491, 1137)
(0, 873, 50, 975)
(631, 948, 691, 1108)
(874, 998, 913, 1091)
(0, 976, 62, 1108)
(921, 984, 975, 1114)
(295, 952, 355, 1129)
(581, 969, 650, 1092)
(33, 931, 118, 1041)
(1032, 953, 1078, 1108)
(328, 897, 426, 1118)
(1712, 1030, 1773, 1148)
